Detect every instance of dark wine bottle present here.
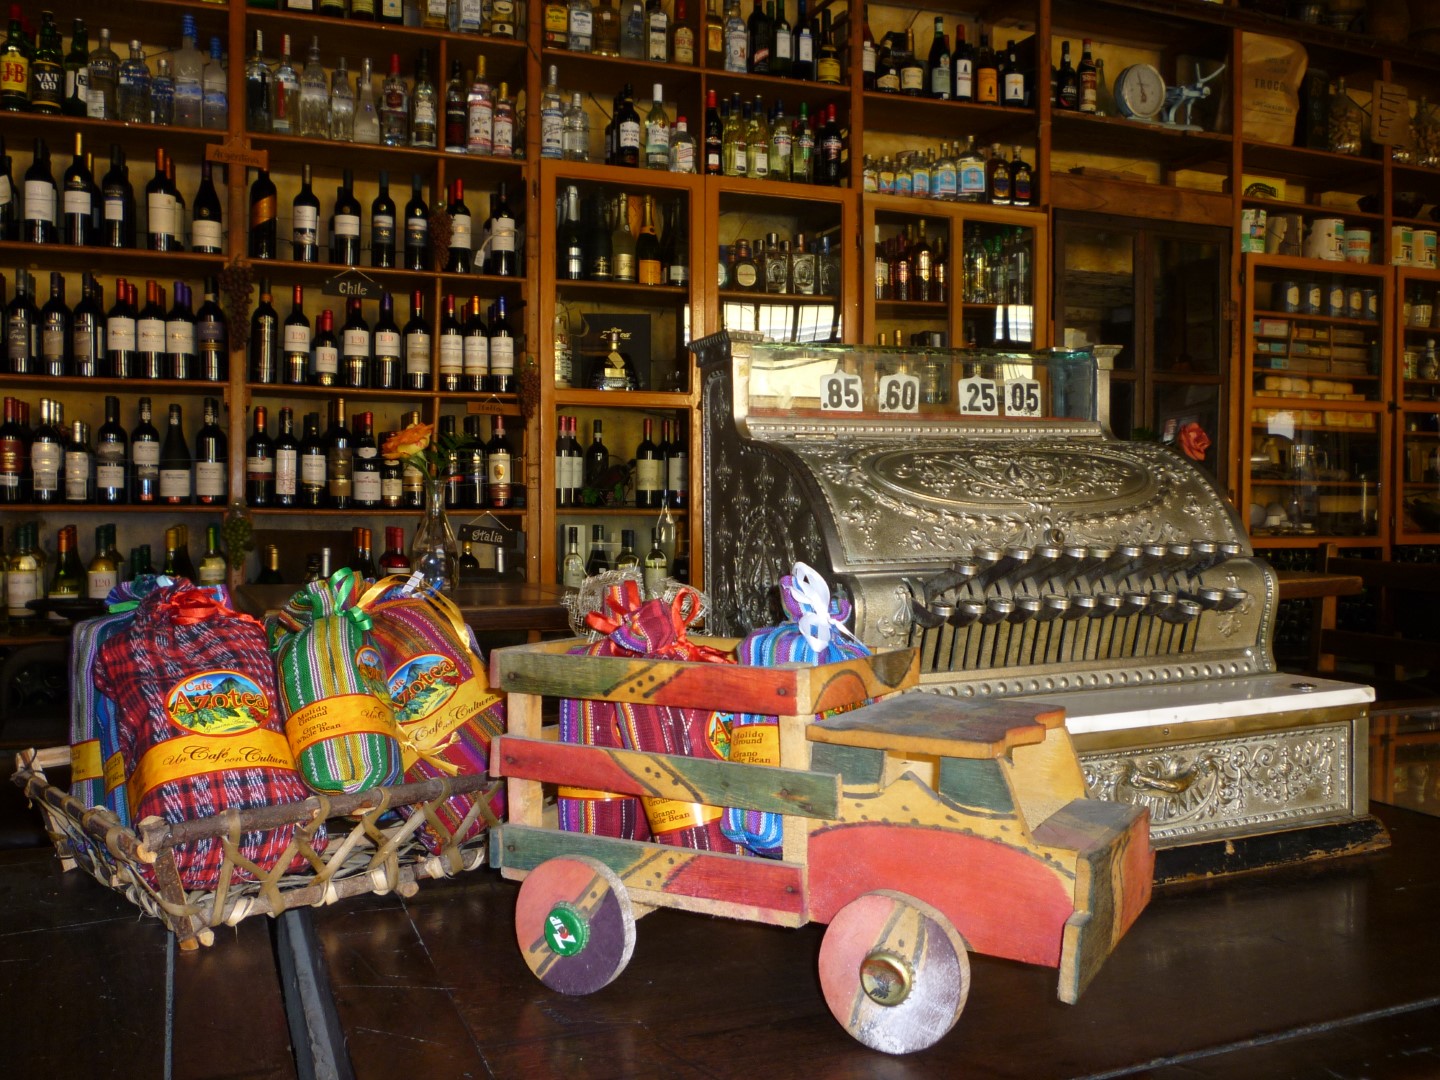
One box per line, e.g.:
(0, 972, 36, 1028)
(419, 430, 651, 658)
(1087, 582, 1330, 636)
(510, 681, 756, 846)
(249, 279, 279, 384)
(486, 181, 517, 275)
(166, 281, 197, 380)
(298, 410, 326, 508)
(403, 172, 430, 270)
(329, 168, 361, 265)
(71, 273, 104, 378)
(105, 277, 136, 378)
(372, 292, 401, 390)
(30, 399, 65, 504)
(291, 163, 320, 262)
(100, 144, 136, 248)
(635, 416, 663, 508)
(61, 131, 94, 245)
(351, 410, 380, 509)
(95, 394, 127, 504)
(245, 404, 274, 507)
(403, 289, 431, 390)
(489, 294, 515, 393)
(282, 284, 310, 384)
(445, 178, 473, 273)
(191, 161, 224, 254)
(136, 279, 167, 379)
(158, 402, 192, 505)
(194, 396, 227, 506)
(248, 167, 278, 258)
(23, 138, 58, 244)
(196, 277, 228, 382)
(39, 271, 69, 377)
(487, 415, 513, 508)
(370, 170, 395, 268)
(438, 295, 462, 391)
(311, 307, 339, 386)
(145, 148, 179, 252)
(463, 296, 488, 392)
(324, 396, 352, 509)
(130, 396, 160, 503)
(340, 297, 370, 389)
(273, 406, 299, 508)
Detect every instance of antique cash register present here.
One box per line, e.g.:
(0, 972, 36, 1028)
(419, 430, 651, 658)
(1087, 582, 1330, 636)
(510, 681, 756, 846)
(691, 331, 1384, 875)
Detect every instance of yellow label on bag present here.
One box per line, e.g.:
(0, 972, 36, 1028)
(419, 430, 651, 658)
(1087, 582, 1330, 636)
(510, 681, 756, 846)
(643, 798, 723, 834)
(286, 694, 397, 759)
(729, 724, 781, 766)
(557, 787, 631, 801)
(70, 739, 103, 783)
(398, 679, 504, 771)
(128, 729, 295, 815)
(104, 752, 127, 795)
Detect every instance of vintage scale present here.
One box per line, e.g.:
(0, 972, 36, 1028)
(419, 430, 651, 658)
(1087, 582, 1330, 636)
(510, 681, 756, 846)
(691, 331, 1384, 875)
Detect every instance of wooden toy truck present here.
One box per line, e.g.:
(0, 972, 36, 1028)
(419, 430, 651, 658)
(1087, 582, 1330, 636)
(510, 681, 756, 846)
(489, 640, 1153, 1055)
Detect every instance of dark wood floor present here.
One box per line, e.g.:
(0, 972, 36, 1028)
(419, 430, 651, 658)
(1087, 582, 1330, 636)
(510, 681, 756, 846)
(5, 801, 1440, 1079)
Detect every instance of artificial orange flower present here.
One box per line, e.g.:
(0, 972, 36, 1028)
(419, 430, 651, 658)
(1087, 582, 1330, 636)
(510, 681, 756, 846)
(1178, 421, 1211, 461)
(381, 422, 435, 462)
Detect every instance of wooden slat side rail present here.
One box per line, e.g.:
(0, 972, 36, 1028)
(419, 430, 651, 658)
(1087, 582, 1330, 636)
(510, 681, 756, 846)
(489, 639, 917, 715)
(493, 824, 808, 926)
(491, 735, 842, 820)
(808, 695, 1064, 760)
(1324, 557, 1440, 592)
(1318, 630, 1440, 672)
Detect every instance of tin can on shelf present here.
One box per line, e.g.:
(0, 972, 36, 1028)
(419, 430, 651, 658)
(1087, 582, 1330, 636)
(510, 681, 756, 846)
(1391, 225, 1415, 265)
(1346, 286, 1364, 319)
(1304, 281, 1323, 314)
(1418, 230, 1438, 269)
(1277, 280, 1300, 312)
(1326, 282, 1347, 317)
(1363, 289, 1378, 321)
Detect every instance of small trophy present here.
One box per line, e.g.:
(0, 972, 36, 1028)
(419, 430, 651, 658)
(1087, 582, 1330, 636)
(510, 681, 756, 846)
(590, 327, 639, 391)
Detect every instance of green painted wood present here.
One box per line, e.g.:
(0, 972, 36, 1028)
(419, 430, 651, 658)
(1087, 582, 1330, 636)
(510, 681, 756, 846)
(494, 735, 841, 819)
(938, 758, 1015, 814)
(809, 742, 885, 787)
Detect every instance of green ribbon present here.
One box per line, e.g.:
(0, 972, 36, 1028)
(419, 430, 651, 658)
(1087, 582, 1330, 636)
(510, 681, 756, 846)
(325, 567, 374, 632)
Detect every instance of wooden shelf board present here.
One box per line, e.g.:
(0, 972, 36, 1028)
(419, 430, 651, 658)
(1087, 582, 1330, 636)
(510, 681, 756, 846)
(1051, 113, 1231, 172)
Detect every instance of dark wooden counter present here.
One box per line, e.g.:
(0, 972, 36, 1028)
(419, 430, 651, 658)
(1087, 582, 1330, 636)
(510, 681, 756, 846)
(5, 800, 1440, 1078)
(232, 581, 571, 637)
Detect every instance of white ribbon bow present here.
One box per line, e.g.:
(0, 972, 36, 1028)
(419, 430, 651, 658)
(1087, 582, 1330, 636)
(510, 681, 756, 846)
(788, 562, 861, 655)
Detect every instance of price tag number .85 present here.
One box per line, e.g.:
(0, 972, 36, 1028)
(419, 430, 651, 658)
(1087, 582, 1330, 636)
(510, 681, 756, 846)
(819, 372, 864, 412)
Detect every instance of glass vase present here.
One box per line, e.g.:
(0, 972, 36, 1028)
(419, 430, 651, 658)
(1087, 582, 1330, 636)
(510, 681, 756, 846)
(411, 476, 460, 592)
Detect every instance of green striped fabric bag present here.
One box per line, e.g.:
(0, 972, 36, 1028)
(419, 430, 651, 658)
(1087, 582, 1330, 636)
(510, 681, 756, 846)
(268, 569, 404, 795)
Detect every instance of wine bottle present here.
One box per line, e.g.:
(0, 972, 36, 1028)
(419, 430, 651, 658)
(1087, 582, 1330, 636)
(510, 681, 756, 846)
(439, 295, 463, 391)
(643, 527, 669, 598)
(196, 278, 228, 382)
(615, 529, 640, 571)
(197, 524, 227, 585)
(584, 419, 609, 489)
(560, 525, 585, 587)
(249, 167, 278, 258)
(439, 414, 462, 507)
(463, 295, 488, 392)
(585, 523, 610, 576)
(352, 410, 381, 509)
(99, 145, 135, 248)
(159, 402, 192, 505)
(39, 272, 69, 377)
(371, 170, 395, 268)
(64, 420, 93, 503)
(166, 281, 197, 380)
(136, 279, 167, 379)
(130, 396, 160, 503)
(273, 406, 299, 508)
(195, 396, 227, 506)
(0, 396, 27, 502)
(68, 274, 102, 378)
(61, 132, 94, 245)
(446, 178, 473, 273)
(403, 290, 432, 390)
(324, 396, 352, 509)
(461, 414, 486, 508)
(87, 525, 120, 599)
(105, 278, 136, 378)
(48, 525, 83, 601)
(379, 526, 411, 573)
(487, 416, 513, 508)
(31, 12, 64, 114)
(20, 138, 57, 245)
(372, 292, 401, 390)
(142, 149, 176, 252)
(611, 192, 636, 282)
(93, 395, 126, 504)
(330, 168, 362, 265)
(487, 295, 515, 393)
(292, 163, 320, 261)
(404, 173, 431, 270)
(487, 182, 518, 275)
(555, 414, 575, 507)
(636, 195, 662, 285)
(558, 184, 585, 280)
(245, 405, 274, 507)
(665, 417, 688, 507)
(341, 298, 370, 388)
(249, 279, 280, 384)
(298, 410, 326, 508)
(311, 308, 339, 386)
(635, 417, 663, 508)
(189, 162, 224, 254)
(282, 285, 310, 384)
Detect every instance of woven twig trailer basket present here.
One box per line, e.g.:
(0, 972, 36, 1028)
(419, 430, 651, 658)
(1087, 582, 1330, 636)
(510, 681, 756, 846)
(13, 746, 501, 950)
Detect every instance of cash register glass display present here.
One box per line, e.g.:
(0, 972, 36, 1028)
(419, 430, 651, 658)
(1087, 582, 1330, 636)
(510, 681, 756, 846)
(739, 343, 1098, 424)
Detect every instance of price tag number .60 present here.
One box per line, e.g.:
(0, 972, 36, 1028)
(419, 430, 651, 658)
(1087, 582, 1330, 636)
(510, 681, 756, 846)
(958, 376, 1000, 416)
(819, 372, 864, 412)
(878, 373, 920, 414)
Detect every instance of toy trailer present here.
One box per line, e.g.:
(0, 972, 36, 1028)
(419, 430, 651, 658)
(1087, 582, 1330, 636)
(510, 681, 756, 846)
(488, 639, 1153, 1055)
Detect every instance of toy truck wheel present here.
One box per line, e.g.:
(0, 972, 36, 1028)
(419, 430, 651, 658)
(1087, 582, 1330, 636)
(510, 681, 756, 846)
(514, 855, 636, 996)
(818, 890, 971, 1055)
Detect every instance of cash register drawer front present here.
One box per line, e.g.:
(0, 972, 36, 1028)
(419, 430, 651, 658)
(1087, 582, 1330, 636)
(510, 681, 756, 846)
(1072, 705, 1369, 847)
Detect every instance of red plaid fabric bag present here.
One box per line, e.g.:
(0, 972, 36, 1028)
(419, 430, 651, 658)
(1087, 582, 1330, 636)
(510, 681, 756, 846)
(94, 581, 322, 891)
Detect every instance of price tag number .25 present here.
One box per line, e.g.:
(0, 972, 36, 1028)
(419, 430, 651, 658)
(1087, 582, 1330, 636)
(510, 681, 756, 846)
(958, 376, 1000, 416)
(819, 372, 864, 412)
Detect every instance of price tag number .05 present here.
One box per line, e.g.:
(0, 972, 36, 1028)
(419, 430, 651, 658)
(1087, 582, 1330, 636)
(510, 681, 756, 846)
(1005, 378, 1043, 417)
(819, 372, 864, 412)
(877, 373, 920, 414)
(958, 376, 1000, 416)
